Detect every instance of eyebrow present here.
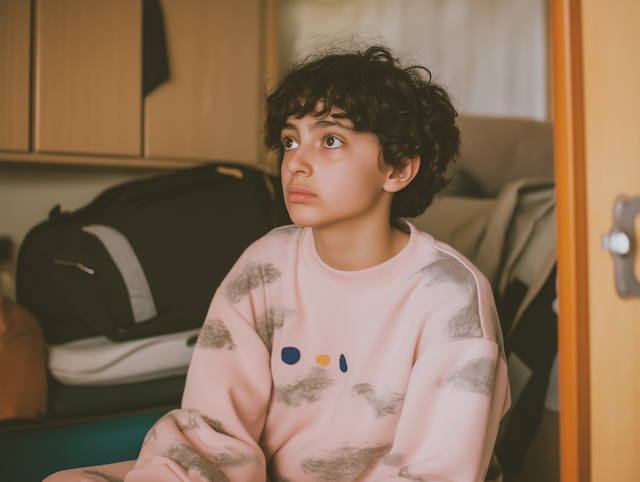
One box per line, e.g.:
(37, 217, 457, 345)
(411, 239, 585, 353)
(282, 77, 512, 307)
(281, 117, 352, 133)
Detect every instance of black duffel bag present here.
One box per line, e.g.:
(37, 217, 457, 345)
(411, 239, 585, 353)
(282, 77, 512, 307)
(16, 163, 290, 344)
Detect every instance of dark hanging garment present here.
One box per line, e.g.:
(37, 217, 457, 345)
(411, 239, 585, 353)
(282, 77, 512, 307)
(496, 264, 558, 473)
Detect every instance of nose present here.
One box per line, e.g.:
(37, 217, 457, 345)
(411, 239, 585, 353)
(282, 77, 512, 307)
(284, 143, 312, 177)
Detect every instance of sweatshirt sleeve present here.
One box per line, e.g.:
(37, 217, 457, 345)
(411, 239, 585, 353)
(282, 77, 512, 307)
(372, 250, 511, 482)
(125, 244, 274, 482)
(372, 338, 509, 482)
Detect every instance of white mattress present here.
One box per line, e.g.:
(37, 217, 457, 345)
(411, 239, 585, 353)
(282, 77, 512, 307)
(48, 328, 201, 386)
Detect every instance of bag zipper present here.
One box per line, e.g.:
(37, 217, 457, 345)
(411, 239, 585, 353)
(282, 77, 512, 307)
(52, 259, 95, 275)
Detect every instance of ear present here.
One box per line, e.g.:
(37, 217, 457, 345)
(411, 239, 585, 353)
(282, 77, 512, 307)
(383, 156, 421, 193)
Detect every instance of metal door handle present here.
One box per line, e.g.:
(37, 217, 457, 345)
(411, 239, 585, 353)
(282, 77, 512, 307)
(602, 195, 640, 298)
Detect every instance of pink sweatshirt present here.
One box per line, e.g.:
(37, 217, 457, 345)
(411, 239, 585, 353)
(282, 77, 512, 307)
(129, 222, 510, 482)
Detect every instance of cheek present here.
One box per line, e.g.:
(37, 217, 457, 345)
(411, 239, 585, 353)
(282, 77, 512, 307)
(281, 161, 292, 187)
(322, 164, 377, 208)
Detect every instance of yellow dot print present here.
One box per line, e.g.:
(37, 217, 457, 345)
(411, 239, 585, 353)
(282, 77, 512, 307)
(315, 355, 330, 367)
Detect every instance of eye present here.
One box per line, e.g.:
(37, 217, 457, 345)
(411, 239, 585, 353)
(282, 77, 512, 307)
(283, 137, 299, 151)
(323, 135, 344, 149)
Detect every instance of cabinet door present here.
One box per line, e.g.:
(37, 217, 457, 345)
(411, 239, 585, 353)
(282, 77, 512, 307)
(0, 0, 31, 152)
(144, 0, 262, 164)
(34, 0, 142, 156)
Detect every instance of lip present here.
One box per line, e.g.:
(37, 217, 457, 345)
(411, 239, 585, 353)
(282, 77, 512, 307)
(287, 184, 316, 202)
(288, 185, 315, 195)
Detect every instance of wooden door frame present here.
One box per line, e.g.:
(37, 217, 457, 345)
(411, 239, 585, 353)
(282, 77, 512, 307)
(551, 0, 591, 481)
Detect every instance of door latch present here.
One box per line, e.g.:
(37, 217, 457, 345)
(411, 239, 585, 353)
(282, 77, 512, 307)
(602, 195, 640, 299)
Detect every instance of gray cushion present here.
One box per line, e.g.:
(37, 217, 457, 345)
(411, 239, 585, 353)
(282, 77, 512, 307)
(447, 116, 554, 197)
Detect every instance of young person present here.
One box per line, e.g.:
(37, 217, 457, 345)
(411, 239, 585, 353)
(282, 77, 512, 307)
(46, 45, 509, 482)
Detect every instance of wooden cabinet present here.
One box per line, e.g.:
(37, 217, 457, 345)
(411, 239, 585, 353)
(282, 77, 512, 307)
(0, 0, 31, 152)
(0, 0, 278, 168)
(145, 0, 263, 164)
(34, 0, 142, 157)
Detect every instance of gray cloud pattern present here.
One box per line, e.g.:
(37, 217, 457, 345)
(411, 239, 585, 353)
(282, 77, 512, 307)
(420, 253, 483, 341)
(211, 450, 261, 469)
(437, 357, 496, 397)
(276, 367, 334, 406)
(301, 443, 393, 482)
(197, 319, 236, 351)
(82, 470, 123, 482)
(398, 466, 426, 481)
(142, 410, 200, 447)
(350, 383, 405, 419)
(202, 416, 237, 439)
(165, 442, 230, 482)
(225, 262, 281, 304)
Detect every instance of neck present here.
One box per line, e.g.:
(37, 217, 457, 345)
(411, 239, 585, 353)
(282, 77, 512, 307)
(311, 218, 410, 271)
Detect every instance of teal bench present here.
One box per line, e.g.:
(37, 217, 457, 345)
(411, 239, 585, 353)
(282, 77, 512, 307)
(0, 409, 170, 482)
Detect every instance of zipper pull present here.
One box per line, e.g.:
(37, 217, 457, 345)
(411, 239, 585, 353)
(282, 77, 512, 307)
(52, 259, 95, 275)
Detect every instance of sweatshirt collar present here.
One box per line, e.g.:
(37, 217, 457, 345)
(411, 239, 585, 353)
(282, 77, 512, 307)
(300, 221, 434, 291)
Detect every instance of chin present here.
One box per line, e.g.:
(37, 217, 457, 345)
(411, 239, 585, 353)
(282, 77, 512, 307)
(286, 211, 328, 230)
(286, 204, 360, 230)
(285, 205, 316, 228)
(287, 215, 317, 229)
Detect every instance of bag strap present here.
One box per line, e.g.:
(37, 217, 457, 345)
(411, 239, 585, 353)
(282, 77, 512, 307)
(82, 225, 157, 323)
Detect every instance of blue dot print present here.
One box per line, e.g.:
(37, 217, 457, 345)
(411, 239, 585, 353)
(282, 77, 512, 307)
(339, 354, 348, 372)
(282, 347, 301, 365)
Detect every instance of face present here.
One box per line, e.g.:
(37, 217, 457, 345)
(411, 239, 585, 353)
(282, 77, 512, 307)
(280, 109, 395, 231)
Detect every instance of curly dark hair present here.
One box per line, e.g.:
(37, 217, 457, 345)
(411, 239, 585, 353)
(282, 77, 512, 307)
(264, 45, 460, 222)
